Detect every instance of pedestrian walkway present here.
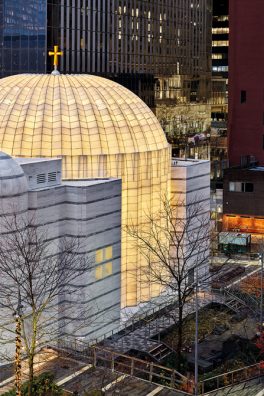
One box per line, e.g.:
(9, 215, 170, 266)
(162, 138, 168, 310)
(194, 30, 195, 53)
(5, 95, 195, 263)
(103, 292, 225, 355)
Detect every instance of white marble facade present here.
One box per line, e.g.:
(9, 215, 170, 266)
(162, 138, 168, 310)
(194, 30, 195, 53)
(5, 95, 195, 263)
(0, 152, 122, 355)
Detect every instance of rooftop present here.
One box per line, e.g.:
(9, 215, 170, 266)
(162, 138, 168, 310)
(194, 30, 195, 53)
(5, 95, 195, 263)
(171, 158, 210, 167)
(63, 178, 120, 187)
(15, 157, 61, 165)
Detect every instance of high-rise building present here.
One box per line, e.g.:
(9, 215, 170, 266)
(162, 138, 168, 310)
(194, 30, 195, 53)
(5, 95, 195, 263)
(0, 1, 212, 115)
(211, 0, 229, 185)
(212, 0, 228, 118)
(228, 0, 264, 167)
(0, 0, 46, 75)
(223, 0, 264, 236)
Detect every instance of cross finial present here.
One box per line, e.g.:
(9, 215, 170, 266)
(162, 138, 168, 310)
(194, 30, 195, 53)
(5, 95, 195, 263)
(49, 45, 63, 74)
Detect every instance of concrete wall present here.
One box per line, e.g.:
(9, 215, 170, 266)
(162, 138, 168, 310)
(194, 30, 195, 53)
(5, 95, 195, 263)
(27, 178, 122, 342)
(0, 157, 122, 362)
(171, 159, 210, 283)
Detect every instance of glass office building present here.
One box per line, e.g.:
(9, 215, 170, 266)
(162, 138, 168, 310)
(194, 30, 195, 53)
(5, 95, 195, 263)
(0, 1, 211, 110)
(0, 0, 46, 76)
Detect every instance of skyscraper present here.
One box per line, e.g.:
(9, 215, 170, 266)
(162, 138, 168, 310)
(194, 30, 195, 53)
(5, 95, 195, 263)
(223, 0, 264, 235)
(211, 0, 229, 185)
(212, 0, 228, 121)
(0, 0, 46, 75)
(0, 1, 211, 115)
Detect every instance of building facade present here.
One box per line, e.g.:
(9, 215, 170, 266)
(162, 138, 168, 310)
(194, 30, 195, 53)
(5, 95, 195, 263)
(223, 1, 264, 237)
(228, 0, 264, 167)
(0, 1, 212, 114)
(0, 73, 171, 309)
(171, 158, 210, 281)
(0, 152, 122, 357)
(223, 167, 264, 234)
(212, 0, 228, 120)
(211, 0, 229, 185)
(0, 0, 46, 75)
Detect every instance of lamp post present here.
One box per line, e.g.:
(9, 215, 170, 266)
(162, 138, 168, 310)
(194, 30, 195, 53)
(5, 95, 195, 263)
(194, 280, 199, 396)
(260, 253, 264, 331)
(14, 289, 23, 396)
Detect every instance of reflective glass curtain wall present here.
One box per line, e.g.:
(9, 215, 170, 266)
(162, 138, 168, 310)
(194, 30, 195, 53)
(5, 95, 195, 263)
(51, 0, 211, 108)
(0, 0, 47, 77)
(56, 0, 210, 78)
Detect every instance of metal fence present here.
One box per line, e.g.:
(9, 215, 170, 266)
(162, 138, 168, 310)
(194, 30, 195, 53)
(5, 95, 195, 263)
(54, 338, 264, 395)
(55, 338, 193, 395)
(199, 361, 264, 395)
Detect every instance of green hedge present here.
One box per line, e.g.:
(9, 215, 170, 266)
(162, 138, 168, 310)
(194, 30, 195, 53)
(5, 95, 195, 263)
(3, 372, 62, 396)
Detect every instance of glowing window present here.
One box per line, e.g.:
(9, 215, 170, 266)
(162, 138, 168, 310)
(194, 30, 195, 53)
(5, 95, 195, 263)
(105, 246, 113, 260)
(103, 262, 113, 277)
(96, 249, 103, 263)
(96, 246, 113, 263)
(95, 265, 103, 279)
(95, 262, 113, 280)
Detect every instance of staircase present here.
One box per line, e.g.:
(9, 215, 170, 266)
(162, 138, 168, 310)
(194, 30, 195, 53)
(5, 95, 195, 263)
(148, 342, 174, 362)
(223, 296, 246, 313)
(222, 286, 260, 315)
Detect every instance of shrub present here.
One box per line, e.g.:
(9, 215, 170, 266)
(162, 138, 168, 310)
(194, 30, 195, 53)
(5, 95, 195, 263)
(3, 372, 62, 396)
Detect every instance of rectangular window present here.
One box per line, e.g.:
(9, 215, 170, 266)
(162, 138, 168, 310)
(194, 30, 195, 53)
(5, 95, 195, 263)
(105, 246, 113, 260)
(243, 182, 254, 192)
(229, 182, 254, 192)
(96, 249, 103, 263)
(229, 181, 242, 192)
(95, 265, 103, 279)
(95, 246, 113, 263)
(95, 262, 113, 280)
(95, 246, 113, 279)
(103, 262, 113, 277)
(229, 182, 235, 191)
(241, 90, 247, 104)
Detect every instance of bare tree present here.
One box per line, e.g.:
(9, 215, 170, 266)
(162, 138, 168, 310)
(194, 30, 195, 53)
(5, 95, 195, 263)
(0, 212, 91, 396)
(126, 195, 210, 363)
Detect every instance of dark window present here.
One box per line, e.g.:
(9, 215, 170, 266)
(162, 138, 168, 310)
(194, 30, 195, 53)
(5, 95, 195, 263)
(241, 90, 247, 103)
(242, 182, 254, 192)
(263, 135, 264, 149)
(230, 181, 254, 192)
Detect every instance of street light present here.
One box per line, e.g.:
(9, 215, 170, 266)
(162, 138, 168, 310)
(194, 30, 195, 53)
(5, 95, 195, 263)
(194, 279, 199, 396)
(14, 288, 23, 396)
(260, 253, 264, 331)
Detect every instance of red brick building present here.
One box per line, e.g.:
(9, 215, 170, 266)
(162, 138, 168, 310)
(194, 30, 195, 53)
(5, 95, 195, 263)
(228, 0, 264, 167)
(223, 1, 264, 234)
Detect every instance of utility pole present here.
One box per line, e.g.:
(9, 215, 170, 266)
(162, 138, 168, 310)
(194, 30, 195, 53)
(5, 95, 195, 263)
(14, 289, 23, 396)
(194, 280, 199, 396)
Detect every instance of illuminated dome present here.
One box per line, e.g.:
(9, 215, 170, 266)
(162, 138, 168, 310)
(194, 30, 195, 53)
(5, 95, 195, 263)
(0, 74, 168, 160)
(0, 73, 171, 307)
(0, 151, 27, 197)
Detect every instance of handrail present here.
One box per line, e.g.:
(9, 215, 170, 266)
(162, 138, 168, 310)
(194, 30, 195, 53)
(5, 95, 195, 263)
(52, 338, 193, 394)
(199, 361, 264, 395)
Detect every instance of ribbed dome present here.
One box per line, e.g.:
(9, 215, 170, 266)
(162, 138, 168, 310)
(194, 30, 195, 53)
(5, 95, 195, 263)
(0, 151, 28, 197)
(0, 74, 168, 158)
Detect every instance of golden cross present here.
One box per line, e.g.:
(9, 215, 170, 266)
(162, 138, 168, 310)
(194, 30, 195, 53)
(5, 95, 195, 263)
(48, 45, 63, 69)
